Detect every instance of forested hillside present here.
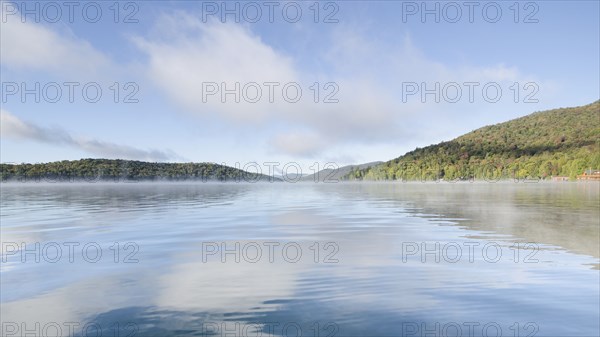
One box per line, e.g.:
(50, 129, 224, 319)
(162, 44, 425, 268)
(0, 159, 277, 182)
(345, 101, 600, 181)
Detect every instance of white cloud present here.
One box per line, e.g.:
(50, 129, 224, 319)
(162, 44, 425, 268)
(1, 110, 181, 162)
(134, 13, 544, 160)
(133, 13, 298, 122)
(0, 6, 110, 77)
(133, 14, 407, 157)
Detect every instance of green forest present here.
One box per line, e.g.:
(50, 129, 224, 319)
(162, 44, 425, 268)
(0, 159, 275, 182)
(344, 101, 600, 181)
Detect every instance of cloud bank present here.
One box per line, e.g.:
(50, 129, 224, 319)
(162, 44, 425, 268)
(133, 13, 542, 158)
(1, 110, 181, 162)
(0, 6, 551, 163)
(0, 9, 109, 77)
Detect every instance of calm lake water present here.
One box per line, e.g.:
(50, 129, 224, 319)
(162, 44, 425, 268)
(1, 182, 599, 337)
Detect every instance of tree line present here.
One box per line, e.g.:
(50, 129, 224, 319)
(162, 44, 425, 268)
(0, 159, 275, 182)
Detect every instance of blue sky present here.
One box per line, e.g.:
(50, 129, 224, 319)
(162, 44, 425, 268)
(1, 0, 599, 170)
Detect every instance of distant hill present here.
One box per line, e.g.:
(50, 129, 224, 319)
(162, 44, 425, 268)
(0, 159, 280, 182)
(344, 101, 600, 181)
(300, 161, 383, 182)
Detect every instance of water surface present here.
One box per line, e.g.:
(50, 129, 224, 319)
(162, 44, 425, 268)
(1, 182, 599, 336)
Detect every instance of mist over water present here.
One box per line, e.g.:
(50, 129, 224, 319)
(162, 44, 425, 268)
(1, 182, 599, 336)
